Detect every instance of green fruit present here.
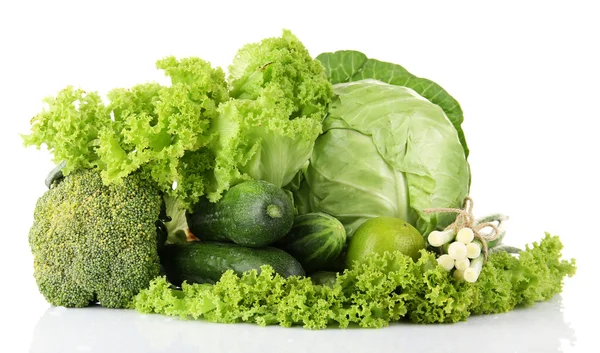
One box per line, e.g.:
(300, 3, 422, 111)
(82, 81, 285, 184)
(345, 217, 425, 269)
(275, 212, 346, 272)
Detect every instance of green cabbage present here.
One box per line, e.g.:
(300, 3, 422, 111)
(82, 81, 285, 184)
(316, 50, 469, 157)
(297, 79, 470, 236)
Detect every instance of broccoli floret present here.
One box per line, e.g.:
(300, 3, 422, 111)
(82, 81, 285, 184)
(29, 169, 163, 308)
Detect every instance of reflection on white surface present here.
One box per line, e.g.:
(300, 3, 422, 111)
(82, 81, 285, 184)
(30, 296, 575, 353)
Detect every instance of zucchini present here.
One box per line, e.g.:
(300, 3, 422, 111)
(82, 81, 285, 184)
(187, 180, 294, 247)
(276, 212, 346, 272)
(160, 241, 305, 286)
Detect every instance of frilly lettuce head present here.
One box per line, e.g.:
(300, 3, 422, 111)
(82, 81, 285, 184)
(295, 53, 471, 236)
(98, 57, 228, 205)
(206, 30, 333, 200)
(23, 56, 227, 207)
(23, 30, 332, 207)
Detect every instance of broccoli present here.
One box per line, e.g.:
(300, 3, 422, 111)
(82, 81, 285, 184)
(29, 168, 163, 308)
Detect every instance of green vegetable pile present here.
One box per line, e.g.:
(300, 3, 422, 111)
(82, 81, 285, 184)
(133, 235, 574, 329)
(23, 30, 331, 208)
(23, 29, 575, 329)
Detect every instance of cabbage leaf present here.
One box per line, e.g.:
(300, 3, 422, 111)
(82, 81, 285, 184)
(316, 50, 468, 157)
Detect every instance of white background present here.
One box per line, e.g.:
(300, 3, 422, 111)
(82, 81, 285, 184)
(1, 0, 598, 352)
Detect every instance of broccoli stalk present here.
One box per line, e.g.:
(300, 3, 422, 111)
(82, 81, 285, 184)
(162, 194, 197, 244)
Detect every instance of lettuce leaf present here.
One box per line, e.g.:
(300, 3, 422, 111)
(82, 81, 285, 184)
(23, 31, 332, 206)
(23, 57, 228, 207)
(204, 30, 333, 200)
(132, 234, 576, 329)
(97, 57, 228, 205)
(22, 87, 111, 175)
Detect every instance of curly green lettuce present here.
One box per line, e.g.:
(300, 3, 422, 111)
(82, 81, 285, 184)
(98, 56, 227, 205)
(132, 234, 576, 329)
(22, 87, 110, 175)
(205, 29, 333, 200)
(23, 57, 227, 206)
(23, 31, 331, 205)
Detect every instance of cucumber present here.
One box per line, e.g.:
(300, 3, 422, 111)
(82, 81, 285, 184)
(160, 241, 305, 286)
(276, 212, 346, 273)
(187, 180, 294, 247)
(309, 271, 338, 287)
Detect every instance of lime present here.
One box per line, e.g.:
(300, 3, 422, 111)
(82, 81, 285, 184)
(345, 216, 425, 269)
